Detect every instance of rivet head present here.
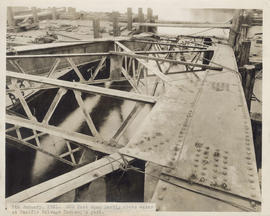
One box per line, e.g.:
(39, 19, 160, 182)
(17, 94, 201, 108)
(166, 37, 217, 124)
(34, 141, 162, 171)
(162, 185, 167, 191)
(250, 201, 256, 208)
(93, 173, 99, 177)
(158, 195, 163, 200)
(249, 179, 254, 183)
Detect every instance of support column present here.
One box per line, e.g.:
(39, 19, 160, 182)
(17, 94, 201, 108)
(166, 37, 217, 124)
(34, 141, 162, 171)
(228, 10, 242, 48)
(7, 7, 15, 27)
(31, 7, 39, 23)
(243, 64, 256, 111)
(138, 8, 144, 32)
(93, 18, 101, 38)
(112, 11, 120, 37)
(146, 8, 153, 32)
(52, 7, 57, 20)
(110, 55, 122, 80)
(238, 40, 251, 67)
(127, 8, 132, 31)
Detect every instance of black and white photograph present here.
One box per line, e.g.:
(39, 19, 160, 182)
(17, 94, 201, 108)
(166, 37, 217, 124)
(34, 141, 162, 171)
(1, 0, 269, 215)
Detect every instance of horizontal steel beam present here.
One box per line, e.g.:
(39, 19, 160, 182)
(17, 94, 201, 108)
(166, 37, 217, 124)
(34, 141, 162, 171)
(132, 39, 207, 49)
(7, 53, 110, 59)
(6, 71, 156, 104)
(110, 51, 222, 71)
(6, 153, 133, 202)
(6, 135, 76, 167)
(6, 114, 117, 155)
(133, 22, 232, 29)
(6, 50, 213, 59)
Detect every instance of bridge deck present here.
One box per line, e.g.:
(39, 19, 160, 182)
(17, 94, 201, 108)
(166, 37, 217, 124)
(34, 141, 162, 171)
(120, 44, 260, 211)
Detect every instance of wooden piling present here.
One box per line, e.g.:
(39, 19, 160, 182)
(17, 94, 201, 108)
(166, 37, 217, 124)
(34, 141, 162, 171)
(238, 40, 251, 67)
(228, 10, 242, 49)
(146, 8, 153, 32)
(127, 8, 133, 31)
(52, 7, 57, 20)
(7, 7, 15, 27)
(138, 8, 145, 32)
(112, 11, 120, 37)
(243, 65, 256, 111)
(32, 7, 39, 23)
(93, 18, 101, 38)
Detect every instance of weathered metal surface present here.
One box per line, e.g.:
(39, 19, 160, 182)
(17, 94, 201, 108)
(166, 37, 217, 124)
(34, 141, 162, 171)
(150, 44, 261, 211)
(119, 69, 207, 167)
(151, 179, 255, 211)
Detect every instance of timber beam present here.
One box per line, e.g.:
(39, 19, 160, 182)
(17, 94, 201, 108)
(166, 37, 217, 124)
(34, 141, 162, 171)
(7, 71, 156, 104)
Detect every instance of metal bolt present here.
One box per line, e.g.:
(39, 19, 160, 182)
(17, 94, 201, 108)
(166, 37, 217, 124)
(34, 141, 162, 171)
(162, 185, 167, 191)
(156, 132, 162, 136)
(158, 195, 163, 200)
(249, 179, 254, 183)
(250, 201, 256, 208)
